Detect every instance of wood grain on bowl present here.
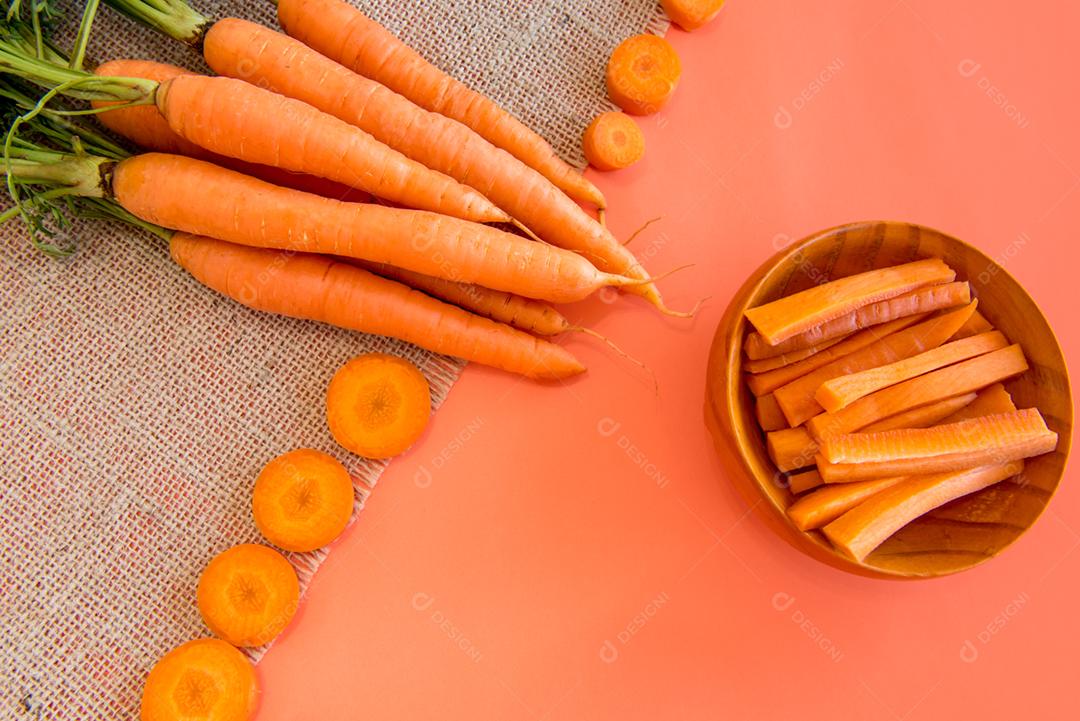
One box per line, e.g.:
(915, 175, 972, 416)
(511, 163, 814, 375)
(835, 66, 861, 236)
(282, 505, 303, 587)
(705, 221, 1072, 579)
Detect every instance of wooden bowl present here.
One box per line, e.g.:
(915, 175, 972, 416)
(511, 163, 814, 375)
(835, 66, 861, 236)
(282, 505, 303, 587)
(705, 221, 1073, 579)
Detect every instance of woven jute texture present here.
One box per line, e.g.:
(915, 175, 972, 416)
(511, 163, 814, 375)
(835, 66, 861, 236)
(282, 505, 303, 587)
(1, 1, 667, 718)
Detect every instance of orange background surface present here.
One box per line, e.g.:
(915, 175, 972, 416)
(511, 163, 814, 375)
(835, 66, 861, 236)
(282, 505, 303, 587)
(257, 1, 1080, 718)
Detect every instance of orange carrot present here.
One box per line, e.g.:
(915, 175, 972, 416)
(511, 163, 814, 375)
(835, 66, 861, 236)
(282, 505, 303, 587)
(823, 462, 1025, 561)
(744, 282, 970, 360)
(662, 0, 727, 31)
(951, 309, 994, 339)
(170, 233, 587, 380)
(788, 469, 823, 494)
(201, 20, 665, 308)
(744, 259, 956, 346)
(743, 334, 848, 374)
(606, 35, 682, 115)
(140, 639, 257, 721)
(92, 58, 369, 202)
(253, 449, 355, 552)
(326, 354, 432, 459)
(860, 393, 977, 432)
(197, 544, 299, 647)
(583, 111, 645, 170)
(767, 393, 978, 473)
(150, 73, 506, 222)
(815, 331, 1008, 412)
(767, 393, 977, 473)
(816, 409, 1056, 482)
(773, 302, 977, 426)
(113, 154, 639, 304)
(768, 427, 818, 472)
(787, 477, 906, 531)
(756, 394, 788, 431)
(745, 314, 927, 397)
(276, 0, 606, 208)
(807, 343, 1029, 440)
(355, 261, 574, 336)
(940, 383, 1015, 422)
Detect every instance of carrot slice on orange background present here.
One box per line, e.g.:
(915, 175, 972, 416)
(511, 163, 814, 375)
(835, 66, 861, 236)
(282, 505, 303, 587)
(253, 449, 355, 553)
(583, 112, 645, 171)
(663, 0, 727, 31)
(140, 638, 257, 721)
(326, 353, 432, 460)
(197, 544, 299, 647)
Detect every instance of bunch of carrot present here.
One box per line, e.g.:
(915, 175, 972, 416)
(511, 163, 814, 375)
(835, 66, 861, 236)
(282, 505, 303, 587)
(742, 259, 1059, 562)
(1, 0, 695, 382)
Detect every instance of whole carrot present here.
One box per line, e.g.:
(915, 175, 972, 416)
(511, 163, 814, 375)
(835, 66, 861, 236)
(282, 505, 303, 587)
(0, 42, 505, 223)
(171, 233, 586, 380)
(203, 19, 655, 298)
(91, 58, 368, 202)
(109, 153, 642, 304)
(274, 0, 604, 209)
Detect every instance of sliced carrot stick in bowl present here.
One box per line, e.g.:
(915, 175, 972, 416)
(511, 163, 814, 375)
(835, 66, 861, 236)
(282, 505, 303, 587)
(860, 393, 977, 432)
(744, 281, 970, 360)
(787, 477, 906, 531)
(815, 330, 1008, 412)
(744, 258, 956, 346)
(823, 461, 1026, 561)
(773, 302, 977, 426)
(788, 469, 824, 495)
(816, 409, 1057, 482)
(606, 34, 682, 115)
(807, 343, 1029, 440)
(756, 394, 788, 431)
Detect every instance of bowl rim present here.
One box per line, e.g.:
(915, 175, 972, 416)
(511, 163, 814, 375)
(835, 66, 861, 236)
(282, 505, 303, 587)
(710, 219, 1074, 579)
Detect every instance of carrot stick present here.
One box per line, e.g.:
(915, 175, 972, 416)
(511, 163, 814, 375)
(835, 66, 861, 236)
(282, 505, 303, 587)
(951, 309, 994, 339)
(806, 343, 1029, 440)
(91, 58, 369, 202)
(788, 469, 823, 495)
(112, 154, 639, 304)
(822, 462, 1025, 561)
(815, 410, 1056, 482)
(170, 233, 586, 380)
(744, 258, 956, 346)
(767, 393, 978, 473)
(773, 302, 977, 426)
(787, 477, 906, 531)
(755, 394, 788, 432)
(745, 314, 927, 397)
(201, 20, 667, 310)
(583, 111, 645, 170)
(275, 0, 606, 209)
(939, 384, 1015, 422)
(744, 282, 970, 360)
(768, 428, 819, 472)
(152, 74, 506, 223)
(860, 393, 977, 432)
(743, 334, 848, 374)
(815, 331, 1008, 412)
(606, 35, 682, 116)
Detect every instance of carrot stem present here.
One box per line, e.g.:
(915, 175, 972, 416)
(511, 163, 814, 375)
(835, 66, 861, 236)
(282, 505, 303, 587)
(101, 0, 210, 46)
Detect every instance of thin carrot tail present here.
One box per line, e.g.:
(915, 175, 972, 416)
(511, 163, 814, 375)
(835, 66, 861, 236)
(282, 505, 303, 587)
(574, 326, 659, 395)
(623, 216, 662, 247)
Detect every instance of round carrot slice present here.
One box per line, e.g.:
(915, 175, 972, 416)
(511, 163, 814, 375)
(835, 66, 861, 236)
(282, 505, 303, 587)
(606, 34, 682, 115)
(583, 112, 645, 171)
(325, 353, 431, 459)
(197, 544, 299, 647)
(662, 0, 726, 31)
(140, 638, 257, 721)
(252, 448, 354, 553)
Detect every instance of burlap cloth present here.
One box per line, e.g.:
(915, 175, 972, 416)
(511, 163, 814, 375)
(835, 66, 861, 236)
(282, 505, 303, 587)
(0, 1, 668, 717)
